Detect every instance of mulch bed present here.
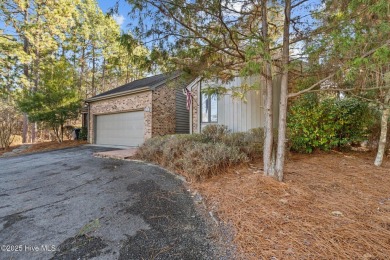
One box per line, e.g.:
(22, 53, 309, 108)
(193, 151, 390, 259)
(0, 140, 87, 157)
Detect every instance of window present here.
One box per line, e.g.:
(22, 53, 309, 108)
(201, 93, 218, 123)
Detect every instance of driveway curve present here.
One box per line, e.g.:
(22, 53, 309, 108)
(0, 146, 216, 260)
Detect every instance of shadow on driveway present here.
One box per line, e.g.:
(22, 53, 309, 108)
(0, 146, 218, 259)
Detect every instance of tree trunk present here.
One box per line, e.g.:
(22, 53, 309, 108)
(102, 58, 106, 92)
(126, 62, 129, 83)
(374, 89, 390, 166)
(61, 123, 64, 143)
(53, 127, 61, 143)
(275, 0, 292, 181)
(80, 45, 86, 98)
(31, 123, 37, 143)
(22, 7, 29, 144)
(261, 0, 274, 177)
(92, 44, 96, 96)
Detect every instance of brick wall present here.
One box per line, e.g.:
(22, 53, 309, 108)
(191, 82, 200, 133)
(152, 84, 177, 136)
(88, 91, 153, 143)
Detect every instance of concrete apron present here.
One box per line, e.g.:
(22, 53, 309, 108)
(93, 148, 138, 160)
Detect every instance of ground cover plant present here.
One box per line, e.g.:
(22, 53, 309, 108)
(135, 125, 264, 181)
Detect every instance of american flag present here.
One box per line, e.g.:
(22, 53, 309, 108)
(184, 87, 192, 110)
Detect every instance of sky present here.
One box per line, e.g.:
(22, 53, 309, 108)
(97, 0, 132, 30)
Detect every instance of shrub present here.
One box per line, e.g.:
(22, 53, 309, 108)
(221, 128, 264, 160)
(288, 95, 374, 153)
(182, 143, 248, 180)
(136, 135, 170, 163)
(0, 103, 20, 149)
(78, 127, 88, 141)
(64, 125, 75, 140)
(136, 127, 264, 181)
(202, 124, 229, 143)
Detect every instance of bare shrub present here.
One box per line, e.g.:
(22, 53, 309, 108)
(0, 103, 20, 149)
(182, 143, 248, 180)
(136, 136, 170, 162)
(221, 128, 264, 160)
(64, 125, 75, 140)
(136, 129, 262, 181)
(202, 124, 229, 142)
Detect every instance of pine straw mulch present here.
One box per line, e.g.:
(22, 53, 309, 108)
(0, 145, 21, 156)
(192, 151, 390, 259)
(0, 140, 87, 156)
(22, 140, 87, 154)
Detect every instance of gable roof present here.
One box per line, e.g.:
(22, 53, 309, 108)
(86, 71, 180, 102)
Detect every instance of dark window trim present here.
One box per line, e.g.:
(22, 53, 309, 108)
(200, 81, 218, 123)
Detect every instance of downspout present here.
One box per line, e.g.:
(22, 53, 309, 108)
(86, 102, 90, 143)
(190, 96, 193, 134)
(198, 80, 201, 133)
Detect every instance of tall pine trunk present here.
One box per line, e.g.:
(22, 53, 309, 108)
(31, 48, 40, 144)
(261, 0, 275, 176)
(102, 58, 106, 92)
(374, 87, 390, 166)
(22, 7, 29, 144)
(92, 44, 96, 96)
(275, 0, 291, 181)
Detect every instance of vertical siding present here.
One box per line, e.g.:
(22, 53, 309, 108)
(175, 88, 190, 133)
(200, 75, 280, 133)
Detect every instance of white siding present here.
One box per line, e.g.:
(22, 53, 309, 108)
(198, 75, 280, 132)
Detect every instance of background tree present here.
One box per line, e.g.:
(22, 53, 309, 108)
(18, 59, 81, 142)
(1, 0, 151, 143)
(301, 0, 390, 166)
(1, 0, 79, 142)
(126, 0, 390, 177)
(126, 0, 315, 180)
(0, 102, 20, 149)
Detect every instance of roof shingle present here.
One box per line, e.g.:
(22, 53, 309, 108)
(89, 72, 179, 100)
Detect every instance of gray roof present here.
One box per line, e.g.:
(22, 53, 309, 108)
(88, 72, 180, 101)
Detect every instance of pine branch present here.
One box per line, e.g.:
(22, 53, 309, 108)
(288, 40, 390, 98)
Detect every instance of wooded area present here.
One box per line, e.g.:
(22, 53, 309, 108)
(1, 0, 389, 179)
(126, 0, 390, 177)
(1, 0, 152, 143)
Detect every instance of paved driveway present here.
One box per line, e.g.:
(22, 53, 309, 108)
(0, 146, 215, 260)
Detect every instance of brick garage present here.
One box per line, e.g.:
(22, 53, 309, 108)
(85, 73, 190, 146)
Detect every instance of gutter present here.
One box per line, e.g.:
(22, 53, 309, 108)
(187, 76, 202, 91)
(149, 72, 183, 90)
(85, 72, 183, 103)
(85, 87, 150, 102)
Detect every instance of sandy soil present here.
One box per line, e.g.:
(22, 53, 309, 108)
(194, 151, 390, 259)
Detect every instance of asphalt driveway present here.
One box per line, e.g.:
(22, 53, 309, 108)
(0, 146, 216, 260)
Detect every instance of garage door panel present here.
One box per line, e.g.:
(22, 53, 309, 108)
(96, 111, 144, 146)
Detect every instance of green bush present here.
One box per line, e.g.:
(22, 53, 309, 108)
(288, 95, 374, 153)
(79, 127, 88, 141)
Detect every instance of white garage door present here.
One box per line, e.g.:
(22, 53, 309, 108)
(95, 111, 144, 146)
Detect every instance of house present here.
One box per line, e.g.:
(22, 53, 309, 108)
(188, 75, 281, 134)
(85, 72, 190, 147)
